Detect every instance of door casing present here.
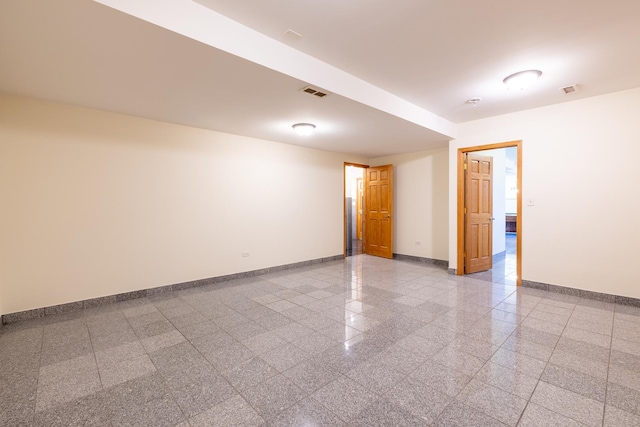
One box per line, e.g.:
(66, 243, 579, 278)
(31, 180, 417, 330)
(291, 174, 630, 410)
(456, 141, 522, 285)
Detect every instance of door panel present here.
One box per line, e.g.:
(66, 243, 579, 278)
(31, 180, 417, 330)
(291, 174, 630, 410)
(364, 164, 394, 258)
(465, 154, 493, 273)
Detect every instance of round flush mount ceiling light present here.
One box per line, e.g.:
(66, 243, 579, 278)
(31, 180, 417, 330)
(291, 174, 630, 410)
(466, 98, 481, 107)
(503, 70, 542, 90)
(292, 123, 316, 136)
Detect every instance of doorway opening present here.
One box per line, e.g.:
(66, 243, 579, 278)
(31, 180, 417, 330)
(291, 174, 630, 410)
(344, 164, 366, 257)
(457, 141, 522, 285)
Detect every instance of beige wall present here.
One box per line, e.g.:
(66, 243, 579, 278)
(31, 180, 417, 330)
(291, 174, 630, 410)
(371, 148, 449, 261)
(449, 87, 640, 298)
(0, 95, 366, 315)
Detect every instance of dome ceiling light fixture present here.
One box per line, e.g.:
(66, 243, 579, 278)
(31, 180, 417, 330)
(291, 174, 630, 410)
(503, 70, 542, 91)
(466, 98, 481, 107)
(292, 123, 316, 136)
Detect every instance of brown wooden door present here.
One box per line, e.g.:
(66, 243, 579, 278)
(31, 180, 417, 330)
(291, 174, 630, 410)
(465, 154, 493, 273)
(356, 178, 363, 239)
(364, 165, 393, 258)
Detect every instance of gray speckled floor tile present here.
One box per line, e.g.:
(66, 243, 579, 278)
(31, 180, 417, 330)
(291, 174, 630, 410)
(346, 359, 406, 395)
(176, 320, 222, 340)
(373, 346, 430, 374)
(555, 336, 610, 363)
(33, 389, 110, 427)
(257, 313, 294, 330)
(456, 379, 527, 426)
(320, 322, 362, 343)
(490, 348, 546, 378)
(40, 336, 93, 367)
(188, 394, 264, 427)
(608, 364, 640, 392)
(222, 357, 278, 391)
(133, 319, 176, 339)
(518, 402, 582, 426)
(191, 331, 239, 355)
(267, 397, 344, 426)
(107, 374, 184, 427)
(510, 326, 560, 348)
(281, 360, 342, 394)
(432, 345, 485, 377)
(99, 354, 157, 389)
(36, 375, 102, 413)
(433, 400, 506, 427)
(606, 382, 640, 416)
(500, 335, 553, 362)
(350, 398, 428, 426)
(531, 381, 604, 426)
(203, 341, 256, 371)
(273, 323, 315, 342)
(224, 321, 268, 341)
(604, 404, 640, 426)
(384, 377, 452, 424)
(541, 363, 607, 402)
(475, 362, 538, 400)
(242, 331, 288, 355)
(95, 341, 146, 367)
(408, 361, 472, 397)
(127, 311, 166, 329)
(312, 377, 377, 421)
(140, 330, 186, 353)
(566, 317, 613, 336)
(291, 332, 337, 355)
(548, 348, 608, 380)
(170, 373, 237, 418)
(413, 324, 458, 346)
(241, 374, 306, 420)
(562, 326, 611, 348)
(397, 334, 445, 357)
(261, 342, 310, 372)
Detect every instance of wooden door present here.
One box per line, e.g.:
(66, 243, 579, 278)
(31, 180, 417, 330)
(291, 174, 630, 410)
(356, 178, 363, 239)
(465, 154, 493, 273)
(364, 165, 393, 258)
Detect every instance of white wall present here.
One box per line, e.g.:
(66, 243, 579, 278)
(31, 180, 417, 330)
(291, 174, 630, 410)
(0, 95, 367, 315)
(449, 87, 640, 298)
(370, 148, 449, 261)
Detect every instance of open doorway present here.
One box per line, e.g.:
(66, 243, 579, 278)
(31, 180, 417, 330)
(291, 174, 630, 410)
(345, 164, 366, 256)
(456, 141, 522, 285)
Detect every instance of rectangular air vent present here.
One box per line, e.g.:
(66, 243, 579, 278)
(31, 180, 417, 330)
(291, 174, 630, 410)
(561, 84, 578, 94)
(300, 86, 329, 98)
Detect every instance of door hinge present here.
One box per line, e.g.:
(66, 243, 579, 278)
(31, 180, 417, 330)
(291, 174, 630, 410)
(464, 208, 467, 214)
(464, 163, 467, 170)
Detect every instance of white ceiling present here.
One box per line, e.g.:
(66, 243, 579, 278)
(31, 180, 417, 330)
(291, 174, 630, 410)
(2, 0, 640, 157)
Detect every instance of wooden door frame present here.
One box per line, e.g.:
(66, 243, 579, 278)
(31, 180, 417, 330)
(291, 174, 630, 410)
(344, 162, 369, 257)
(457, 141, 522, 285)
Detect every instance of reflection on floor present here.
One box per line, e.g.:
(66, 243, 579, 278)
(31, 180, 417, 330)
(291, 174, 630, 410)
(346, 238, 363, 257)
(467, 233, 517, 285)
(2, 252, 639, 426)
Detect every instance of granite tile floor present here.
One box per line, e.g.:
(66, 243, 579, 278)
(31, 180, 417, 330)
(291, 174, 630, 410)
(2, 254, 640, 426)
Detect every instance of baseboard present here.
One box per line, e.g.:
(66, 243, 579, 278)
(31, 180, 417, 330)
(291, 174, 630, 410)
(521, 279, 640, 308)
(393, 253, 448, 268)
(1, 254, 344, 325)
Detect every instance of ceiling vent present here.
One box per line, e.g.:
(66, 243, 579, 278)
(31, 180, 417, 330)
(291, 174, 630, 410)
(300, 86, 329, 98)
(561, 84, 578, 94)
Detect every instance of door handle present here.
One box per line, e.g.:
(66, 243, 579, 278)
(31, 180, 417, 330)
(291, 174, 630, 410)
(490, 217, 495, 220)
